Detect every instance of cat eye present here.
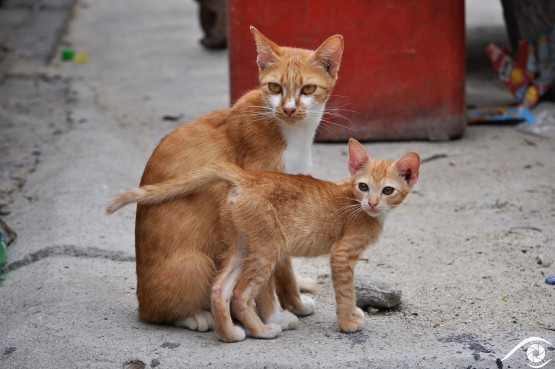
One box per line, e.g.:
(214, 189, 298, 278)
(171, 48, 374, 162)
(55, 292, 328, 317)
(301, 84, 317, 95)
(358, 183, 369, 192)
(268, 82, 283, 94)
(382, 186, 395, 195)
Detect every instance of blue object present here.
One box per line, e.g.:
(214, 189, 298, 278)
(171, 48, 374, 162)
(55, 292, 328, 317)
(0, 232, 6, 266)
(546, 276, 555, 285)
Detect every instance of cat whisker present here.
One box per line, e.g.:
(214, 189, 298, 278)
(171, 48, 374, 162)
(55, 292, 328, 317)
(239, 105, 275, 111)
(323, 113, 354, 128)
(318, 112, 356, 129)
(333, 203, 361, 216)
(328, 94, 351, 99)
(318, 118, 357, 132)
(345, 206, 364, 226)
(305, 118, 342, 139)
(334, 195, 359, 202)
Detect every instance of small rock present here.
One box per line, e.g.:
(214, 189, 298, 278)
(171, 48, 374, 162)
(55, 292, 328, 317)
(354, 275, 402, 309)
(150, 359, 160, 368)
(367, 307, 380, 314)
(123, 360, 146, 369)
(160, 342, 180, 349)
(545, 276, 555, 285)
(3, 347, 16, 356)
(468, 342, 491, 353)
(536, 255, 552, 267)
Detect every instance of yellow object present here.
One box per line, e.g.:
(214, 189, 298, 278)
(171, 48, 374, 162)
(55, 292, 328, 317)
(510, 67, 523, 85)
(74, 51, 89, 63)
(523, 86, 539, 107)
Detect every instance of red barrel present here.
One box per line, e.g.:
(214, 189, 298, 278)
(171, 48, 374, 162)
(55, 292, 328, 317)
(228, 0, 466, 141)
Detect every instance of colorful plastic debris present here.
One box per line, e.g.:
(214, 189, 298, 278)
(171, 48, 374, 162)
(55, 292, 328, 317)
(467, 106, 534, 124)
(486, 26, 555, 109)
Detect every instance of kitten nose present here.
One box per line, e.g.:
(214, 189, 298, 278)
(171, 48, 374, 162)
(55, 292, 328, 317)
(283, 106, 296, 117)
(368, 201, 378, 210)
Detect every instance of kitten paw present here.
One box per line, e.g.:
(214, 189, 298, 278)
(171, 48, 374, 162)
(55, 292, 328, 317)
(217, 325, 246, 343)
(175, 311, 214, 332)
(267, 308, 299, 330)
(253, 323, 282, 339)
(338, 310, 365, 333)
(299, 294, 316, 316)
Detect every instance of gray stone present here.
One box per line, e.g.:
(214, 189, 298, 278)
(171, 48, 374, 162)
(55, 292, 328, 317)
(354, 275, 402, 309)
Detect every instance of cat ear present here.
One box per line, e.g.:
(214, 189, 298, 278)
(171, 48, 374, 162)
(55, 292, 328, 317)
(312, 34, 344, 78)
(394, 152, 420, 187)
(348, 138, 370, 175)
(250, 26, 280, 71)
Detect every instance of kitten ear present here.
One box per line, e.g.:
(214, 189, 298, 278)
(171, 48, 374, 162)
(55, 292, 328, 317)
(394, 152, 420, 187)
(250, 26, 280, 71)
(312, 34, 344, 78)
(348, 138, 370, 175)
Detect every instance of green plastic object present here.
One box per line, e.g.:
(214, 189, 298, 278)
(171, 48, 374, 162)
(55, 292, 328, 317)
(60, 48, 76, 61)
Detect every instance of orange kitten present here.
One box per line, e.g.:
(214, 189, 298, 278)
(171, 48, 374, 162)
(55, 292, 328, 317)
(107, 139, 420, 342)
(131, 27, 344, 331)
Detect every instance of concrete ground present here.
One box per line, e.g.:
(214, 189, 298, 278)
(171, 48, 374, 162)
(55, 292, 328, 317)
(1, 1, 554, 368)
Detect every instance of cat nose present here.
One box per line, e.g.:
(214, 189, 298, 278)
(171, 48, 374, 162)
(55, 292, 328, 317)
(282, 106, 296, 116)
(368, 201, 378, 209)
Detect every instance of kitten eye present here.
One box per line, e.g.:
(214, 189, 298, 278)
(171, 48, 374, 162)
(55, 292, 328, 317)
(382, 186, 395, 195)
(268, 82, 282, 94)
(301, 84, 316, 95)
(358, 183, 369, 192)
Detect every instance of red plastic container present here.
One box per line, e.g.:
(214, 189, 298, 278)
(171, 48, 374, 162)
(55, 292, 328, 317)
(228, 0, 466, 141)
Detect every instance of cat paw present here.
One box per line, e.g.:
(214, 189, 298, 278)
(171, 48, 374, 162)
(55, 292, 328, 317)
(175, 311, 214, 332)
(251, 323, 282, 339)
(338, 310, 365, 333)
(217, 325, 246, 343)
(288, 294, 316, 317)
(267, 308, 299, 330)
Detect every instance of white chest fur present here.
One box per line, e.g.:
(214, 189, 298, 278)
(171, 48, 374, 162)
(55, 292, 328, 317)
(279, 119, 318, 174)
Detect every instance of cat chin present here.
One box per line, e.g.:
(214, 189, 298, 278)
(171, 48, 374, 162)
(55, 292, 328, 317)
(276, 116, 308, 125)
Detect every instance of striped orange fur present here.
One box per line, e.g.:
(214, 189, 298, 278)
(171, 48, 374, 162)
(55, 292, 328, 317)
(108, 139, 420, 341)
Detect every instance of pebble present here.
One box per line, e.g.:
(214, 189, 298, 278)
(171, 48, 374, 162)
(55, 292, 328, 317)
(545, 276, 555, 285)
(536, 255, 552, 267)
(354, 275, 402, 309)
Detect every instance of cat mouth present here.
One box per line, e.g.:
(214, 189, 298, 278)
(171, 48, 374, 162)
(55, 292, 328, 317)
(276, 113, 306, 124)
(364, 208, 382, 217)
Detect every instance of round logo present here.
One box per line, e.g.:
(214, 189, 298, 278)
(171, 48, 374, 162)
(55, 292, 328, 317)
(527, 344, 546, 364)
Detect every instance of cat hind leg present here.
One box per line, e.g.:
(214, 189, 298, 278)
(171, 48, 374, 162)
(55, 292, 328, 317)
(175, 311, 214, 332)
(139, 251, 216, 331)
(211, 234, 247, 342)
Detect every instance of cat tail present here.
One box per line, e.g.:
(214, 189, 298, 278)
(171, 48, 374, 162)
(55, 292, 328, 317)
(106, 162, 246, 214)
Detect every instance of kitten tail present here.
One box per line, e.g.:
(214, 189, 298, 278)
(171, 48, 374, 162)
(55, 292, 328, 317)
(106, 188, 146, 214)
(106, 162, 247, 215)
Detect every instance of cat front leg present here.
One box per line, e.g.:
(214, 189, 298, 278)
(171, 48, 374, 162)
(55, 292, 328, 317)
(330, 241, 365, 333)
(275, 256, 316, 317)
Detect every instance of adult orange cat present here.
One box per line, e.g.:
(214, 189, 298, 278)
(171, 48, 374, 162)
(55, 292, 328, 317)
(107, 139, 420, 342)
(130, 27, 344, 331)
